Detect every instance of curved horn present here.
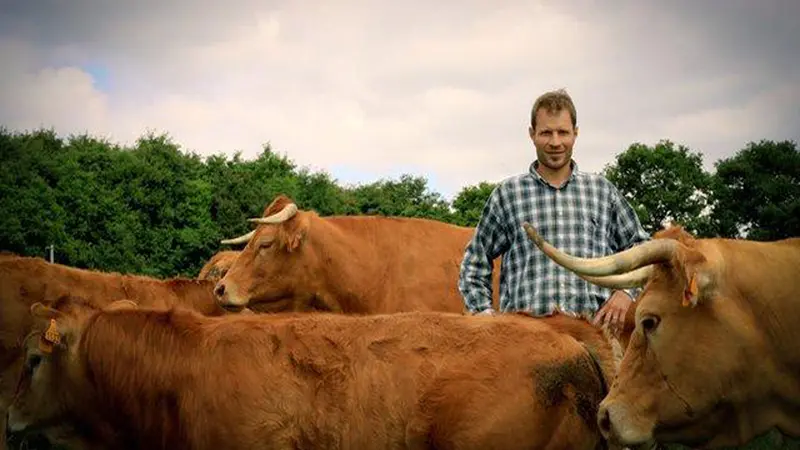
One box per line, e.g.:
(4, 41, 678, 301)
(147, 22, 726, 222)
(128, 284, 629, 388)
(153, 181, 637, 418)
(522, 222, 677, 276)
(248, 203, 298, 225)
(220, 230, 256, 245)
(579, 266, 654, 289)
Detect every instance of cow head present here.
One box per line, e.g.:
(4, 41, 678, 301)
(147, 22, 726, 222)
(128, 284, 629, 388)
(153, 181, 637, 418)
(523, 223, 748, 448)
(214, 195, 314, 312)
(197, 250, 240, 283)
(7, 300, 137, 442)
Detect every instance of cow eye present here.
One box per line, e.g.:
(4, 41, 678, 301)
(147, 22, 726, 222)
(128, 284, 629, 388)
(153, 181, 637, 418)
(640, 315, 660, 333)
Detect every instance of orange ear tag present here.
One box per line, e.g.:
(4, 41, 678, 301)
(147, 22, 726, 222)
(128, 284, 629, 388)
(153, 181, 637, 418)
(682, 276, 698, 307)
(38, 339, 53, 354)
(39, 319, 61, 353)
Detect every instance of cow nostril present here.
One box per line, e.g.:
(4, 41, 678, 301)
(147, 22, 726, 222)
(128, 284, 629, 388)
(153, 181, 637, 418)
(214, 284, 226, 298)
(597, 406, 611, 435)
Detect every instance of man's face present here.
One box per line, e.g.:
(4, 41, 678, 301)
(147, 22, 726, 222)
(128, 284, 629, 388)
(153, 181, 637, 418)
(529, 108, 577, 172)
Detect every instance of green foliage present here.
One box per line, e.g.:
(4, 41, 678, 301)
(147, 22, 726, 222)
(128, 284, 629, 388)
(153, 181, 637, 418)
(709, 139, 800, 240)
(602, 138, 799, 241)
(343, 174, 455, 222)
(603, 140, 713, 237)
(1, 128, 798, 283)
(0, 129, 461, 277)
(664, 428, 798, 450)
(451, 181, 497, 227)
(2, 128, 800, 450)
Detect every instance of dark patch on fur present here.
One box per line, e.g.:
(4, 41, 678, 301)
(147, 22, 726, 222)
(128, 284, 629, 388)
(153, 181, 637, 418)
(268, 334, 282, 354)
(531, 354, 606, 430)
(51, 294, 98, 313)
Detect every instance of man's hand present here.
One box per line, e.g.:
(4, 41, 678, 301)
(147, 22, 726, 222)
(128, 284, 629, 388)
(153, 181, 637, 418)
(593, 290, 632, 335)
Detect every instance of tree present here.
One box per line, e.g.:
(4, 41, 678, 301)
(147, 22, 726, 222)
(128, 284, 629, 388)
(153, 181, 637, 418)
(451, 182, 497, 227)
(603, 140, 713, 236)
(709, 139, 800, 240)
(343, 174, 455, 222)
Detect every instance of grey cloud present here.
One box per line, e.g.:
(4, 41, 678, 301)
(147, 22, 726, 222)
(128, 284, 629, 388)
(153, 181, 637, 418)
(0, 0, 798, 199)
(0, 0, 269, 47)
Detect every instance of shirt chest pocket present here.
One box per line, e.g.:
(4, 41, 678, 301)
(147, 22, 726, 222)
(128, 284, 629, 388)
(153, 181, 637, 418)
(573, 211, 605, 258)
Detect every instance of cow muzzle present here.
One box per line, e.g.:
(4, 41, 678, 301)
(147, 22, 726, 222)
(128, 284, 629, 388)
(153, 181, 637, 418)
(6, 410, 23, 434)
(597, 401, 654, 448)
(213, 281, 248, 311)
(5, 411, 27, 449)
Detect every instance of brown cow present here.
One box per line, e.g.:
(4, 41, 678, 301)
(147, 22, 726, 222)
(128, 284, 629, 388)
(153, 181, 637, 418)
(214, 194, 500, 314)
(8, 303, 626, 450)
(197, 250, 240, 283)
(522, 222, 800, 448)
(0, 255, 228, 450)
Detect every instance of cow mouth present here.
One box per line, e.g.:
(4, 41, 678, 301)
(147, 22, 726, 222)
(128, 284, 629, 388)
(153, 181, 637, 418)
(220, 304, 246, 313)
(247, 297, 295, 313)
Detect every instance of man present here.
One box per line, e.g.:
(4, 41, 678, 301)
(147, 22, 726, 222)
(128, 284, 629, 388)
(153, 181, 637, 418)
(458, 89, 649, 333)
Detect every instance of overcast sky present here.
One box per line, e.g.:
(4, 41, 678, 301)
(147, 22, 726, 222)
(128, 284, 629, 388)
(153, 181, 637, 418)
(1, 0, 798, 200)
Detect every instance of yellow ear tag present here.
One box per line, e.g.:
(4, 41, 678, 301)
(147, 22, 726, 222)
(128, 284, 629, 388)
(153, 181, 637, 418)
(39, 319, 61, 353)
(682, 276, 698, 307)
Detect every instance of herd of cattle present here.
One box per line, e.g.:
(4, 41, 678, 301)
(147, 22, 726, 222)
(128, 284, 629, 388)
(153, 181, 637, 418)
(1, 193, 798, 450)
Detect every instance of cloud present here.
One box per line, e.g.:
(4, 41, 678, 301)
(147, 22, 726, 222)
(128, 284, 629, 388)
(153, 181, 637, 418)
(0, 0, 798, 199)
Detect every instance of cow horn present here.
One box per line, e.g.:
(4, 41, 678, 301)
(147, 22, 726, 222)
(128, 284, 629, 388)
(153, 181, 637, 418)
(522, 222, 677, 276)
(221, 230, 256, 245)
(248, 203, 298, 225)
(579, 266, 653, 289)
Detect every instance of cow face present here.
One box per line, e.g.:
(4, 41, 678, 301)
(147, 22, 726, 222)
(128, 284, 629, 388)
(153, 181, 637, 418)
(597, 258, 742, 447)
(198, 250, 240, 283)
(7, 304, 82, 439)
(7, 301, 136, 442)
(215, 196, 314, 312)
(522, 223, 749, 447)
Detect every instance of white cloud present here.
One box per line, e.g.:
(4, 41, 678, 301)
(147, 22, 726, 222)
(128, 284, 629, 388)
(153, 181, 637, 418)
(0, 0, 797, 199)
(0, 40, 110, 135)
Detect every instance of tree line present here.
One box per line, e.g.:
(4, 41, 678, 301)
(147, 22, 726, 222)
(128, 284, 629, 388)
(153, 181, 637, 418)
(1, 127, 797, 278)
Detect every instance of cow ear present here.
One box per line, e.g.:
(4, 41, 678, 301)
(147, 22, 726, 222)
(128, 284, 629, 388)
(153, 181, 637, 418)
(105, 299, 138, 311)
(30, 302, 64, 321)
(679, 248, 713, 308)
(281, 214, 310, 252)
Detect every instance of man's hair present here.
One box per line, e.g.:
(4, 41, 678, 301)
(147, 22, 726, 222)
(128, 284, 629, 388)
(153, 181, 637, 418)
(530, 88, 577, 130)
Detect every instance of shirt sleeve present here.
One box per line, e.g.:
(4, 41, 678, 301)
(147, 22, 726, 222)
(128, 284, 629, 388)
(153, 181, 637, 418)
(458, 187, 511, 314)
(607, 183, 651, 301)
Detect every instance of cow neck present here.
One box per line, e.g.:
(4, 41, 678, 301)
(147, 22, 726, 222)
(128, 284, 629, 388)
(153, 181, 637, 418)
(716, 239, 800, 369)
(72, 311, 192, 449)
(24, 257, 220, 316)
(307, 217, 387, 314)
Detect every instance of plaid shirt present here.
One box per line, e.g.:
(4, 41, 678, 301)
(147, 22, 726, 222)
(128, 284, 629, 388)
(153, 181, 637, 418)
(459, 160, 650, 317)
